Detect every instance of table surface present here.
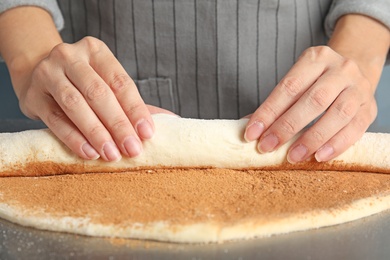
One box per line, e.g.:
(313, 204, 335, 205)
(1, 119, 390, 260)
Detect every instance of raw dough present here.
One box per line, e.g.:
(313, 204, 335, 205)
(1, 114, 390, 176)
(0, 114, 390, 243)
(0, 169, 390, 243)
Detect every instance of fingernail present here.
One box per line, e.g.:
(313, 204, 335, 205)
(124, 136, 142, 157)
(258, 134, 279, 153)
(136, 119, 154, 139)
(81, 142, 100, 160)
(315, 145, 334, 162)
(103, 141, 122, 162)
(244, 121, 264, 142)
(287, 144, 308, 164)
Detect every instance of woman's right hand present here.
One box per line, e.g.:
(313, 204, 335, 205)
(18, 36, 155, 162)
(1, 7, 159, 161)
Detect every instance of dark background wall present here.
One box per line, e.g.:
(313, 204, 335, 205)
(374, 65, 390, 130)
(0, 63, 25, 119)
(0, 62, 389, 129)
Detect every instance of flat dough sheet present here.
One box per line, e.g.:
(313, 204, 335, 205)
(1, 169, 390, 243)
(0, 114, 390, 243)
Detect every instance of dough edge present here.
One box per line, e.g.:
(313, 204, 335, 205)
(1, 193, 389, 243)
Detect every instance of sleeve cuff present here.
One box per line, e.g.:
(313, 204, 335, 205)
(0, 0, 64, 31)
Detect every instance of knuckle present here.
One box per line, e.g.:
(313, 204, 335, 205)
(110, 117, 131, 132)
(82, 36, 104, 54)
(279, 76, 302, 97)
(279, 118, 297, 136)
(68, 59, 87, 70)
(59, 86, 82, 111)
(340, 58, 359, 74)
(335, 101, 356, 121)
(310, 129, 326, 144)
(301, 46, 332, 61)
(85, 81, 109, 102)
(316, 46, 333, 58)
(50, 43, 73, 60)
(110, 73, 134, 93)
(46, 109, 67, 128)
(307, 88, 329, 110)
(88, 124, 107, 137)
(124, 100, 145, 116)
(260, 102, 278, 119)
(301, 47, 317, 61)
(62, 128, 80, 146)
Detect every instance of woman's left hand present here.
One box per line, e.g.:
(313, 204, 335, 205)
(244, 45, 377, 163)
(244, 14, 390, 163)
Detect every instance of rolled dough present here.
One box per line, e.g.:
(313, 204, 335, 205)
(0, 114, 390, 243)
(0, 114, 390, 176)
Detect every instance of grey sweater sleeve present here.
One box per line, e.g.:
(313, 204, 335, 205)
(325, 0, 390, 64)
(0, 0, 64, 30)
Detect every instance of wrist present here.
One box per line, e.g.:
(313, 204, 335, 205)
(8, 47, 56, 99)
(328, 14, 390, 88)
(0, 6, 62, 98)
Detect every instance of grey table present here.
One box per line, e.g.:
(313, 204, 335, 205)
(0, 119, 390, 260)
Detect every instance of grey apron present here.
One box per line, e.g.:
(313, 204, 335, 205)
(57, 0, 331, 119)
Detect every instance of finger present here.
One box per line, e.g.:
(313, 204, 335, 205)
(48, 74, 122, 162)
(38, 95, 100, 160)
(257, 69, 352, 154)
(82, 37, 154, 141)
(245, 47, 340, 142)
(64, 60, 141, 158)
(314, 99, 377, 162)
(19, 53, 100, 161)
(287, 86, 363, 163)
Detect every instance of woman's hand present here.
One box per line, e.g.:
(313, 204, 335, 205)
(19, 37, 155, 162)
(245, 14, 390, 163)
(245, 45, 376, 163)
(0, 7, 165, 162)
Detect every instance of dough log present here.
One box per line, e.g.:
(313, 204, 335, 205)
(1, 114, 390, 177)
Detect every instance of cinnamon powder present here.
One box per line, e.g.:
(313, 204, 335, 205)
(0, 168, 390, 227)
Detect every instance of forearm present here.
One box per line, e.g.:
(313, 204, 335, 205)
(328, 14, 390, 90)
(0, 6, 62, 97)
